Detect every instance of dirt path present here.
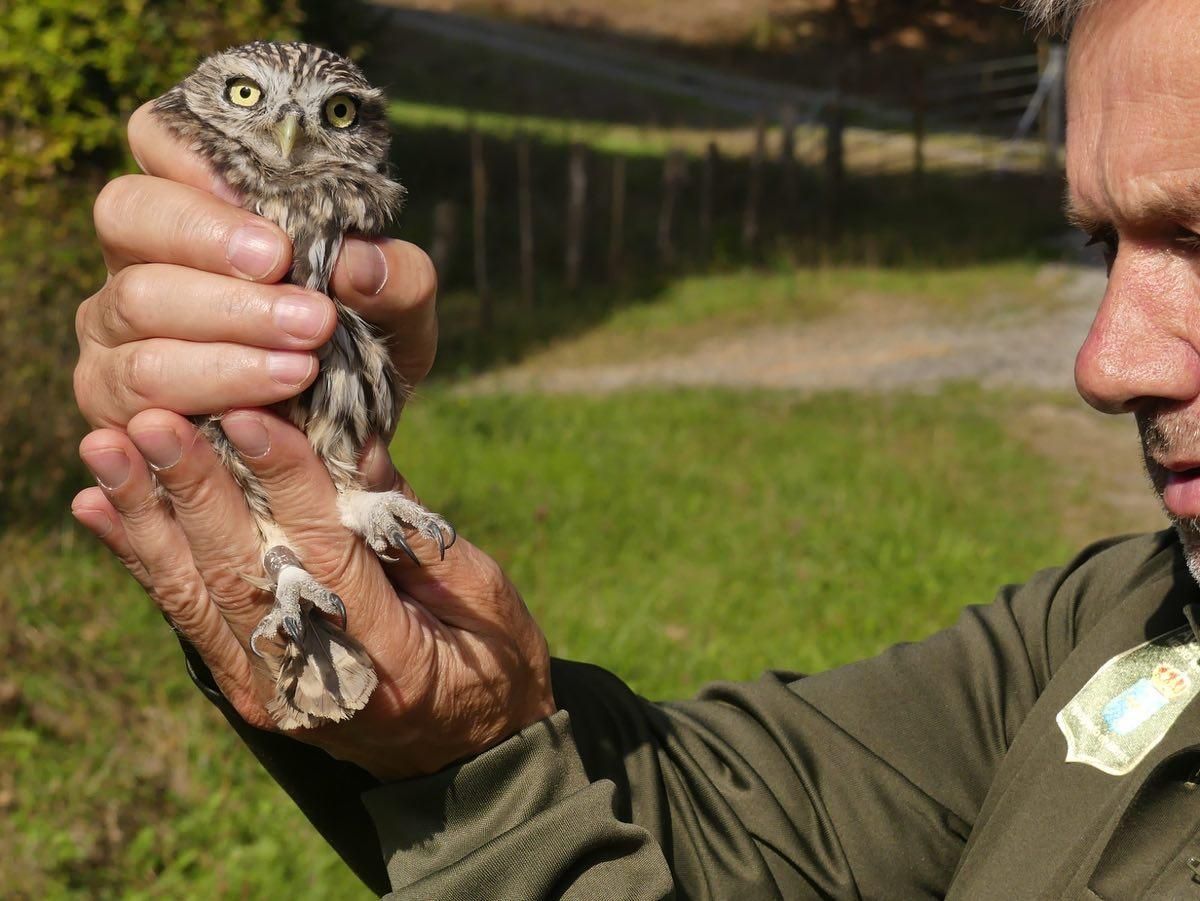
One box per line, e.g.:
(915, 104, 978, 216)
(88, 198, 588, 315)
(460, 262, 1168, 539)
(466, 264, 1107, 396)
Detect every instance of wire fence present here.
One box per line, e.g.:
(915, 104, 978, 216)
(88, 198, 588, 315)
(402, 37, 1068, 325)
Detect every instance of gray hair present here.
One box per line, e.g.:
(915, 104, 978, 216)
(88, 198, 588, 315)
(1017, 0, 1094, 32)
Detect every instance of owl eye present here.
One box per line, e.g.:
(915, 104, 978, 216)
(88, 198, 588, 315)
(227, 78, 263, 108)
(323, 94, 358, 129)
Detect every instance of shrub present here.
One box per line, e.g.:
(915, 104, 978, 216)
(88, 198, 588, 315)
(0, 0, 303, 181)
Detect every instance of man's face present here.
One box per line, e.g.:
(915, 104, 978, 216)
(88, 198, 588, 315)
(1070, 0, 1200, 572)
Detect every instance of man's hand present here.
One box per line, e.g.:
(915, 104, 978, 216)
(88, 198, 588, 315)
(74, 102, 438, 431)
(69, 105, 557, 779)
(72, 409, 555, 779)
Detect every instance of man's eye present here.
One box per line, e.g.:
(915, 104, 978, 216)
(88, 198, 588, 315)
(1172, 228, 1200, 253)
(1085, 227, 1119, 272)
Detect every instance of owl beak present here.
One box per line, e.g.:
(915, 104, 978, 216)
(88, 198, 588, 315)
(274, 113, 301, 161)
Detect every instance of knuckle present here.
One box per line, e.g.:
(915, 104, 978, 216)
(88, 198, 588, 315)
(75, 293, 96, 346)
(73, 358, 96, 417)
(476, 555, 508, 595)
(102, 266, 150, 338)
(73, 355, 119, 428)
(206, 346, 252, 387)
(121, 344, 165, 405)
(205, 569, 262, 611)
(93, 174, 143, 234)
(159, 578, 212, 634)
(216, 281, 258, 321)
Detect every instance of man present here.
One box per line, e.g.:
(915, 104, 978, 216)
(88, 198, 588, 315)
(71, 0, 1200, 896)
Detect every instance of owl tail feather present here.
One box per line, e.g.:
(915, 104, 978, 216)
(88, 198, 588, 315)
(266, 608, 378, 731)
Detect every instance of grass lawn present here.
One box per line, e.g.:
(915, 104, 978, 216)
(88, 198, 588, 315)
(2, 383, 1113, 896)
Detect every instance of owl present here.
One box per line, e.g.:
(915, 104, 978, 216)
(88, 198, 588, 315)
(154, 42, 454, 730)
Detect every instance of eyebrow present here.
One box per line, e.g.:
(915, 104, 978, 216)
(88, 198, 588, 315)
(1065, 187, 1200, 234)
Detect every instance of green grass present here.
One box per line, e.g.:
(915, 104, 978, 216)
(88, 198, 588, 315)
(3, 385, 1094, 896)
(401, 386, 1080, 690)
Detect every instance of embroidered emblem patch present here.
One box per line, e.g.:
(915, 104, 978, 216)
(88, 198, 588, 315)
(1057, 625, 1200, 776)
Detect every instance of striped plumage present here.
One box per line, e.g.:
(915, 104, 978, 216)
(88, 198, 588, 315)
(154, 42, 452, 729)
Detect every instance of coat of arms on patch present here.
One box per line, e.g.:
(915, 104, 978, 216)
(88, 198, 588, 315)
(1057, 625, 1200, 776)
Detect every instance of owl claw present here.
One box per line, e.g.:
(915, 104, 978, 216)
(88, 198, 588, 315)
(250, 558, 350, 661)
(389, 529, 421, 566)
(328, 594, 347, 631)
(250, 630, 271, 659)
(344, 489, 456, 567)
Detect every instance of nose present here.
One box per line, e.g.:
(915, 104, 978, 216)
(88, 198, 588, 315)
(1074, 246, 1200, 413)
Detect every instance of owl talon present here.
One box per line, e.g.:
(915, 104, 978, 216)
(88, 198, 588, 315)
(343, 489, 456, 567)
(389, 529, 421, 566)
(328, 594, 347, 630)
(251, 558, 349, 658)
(250, 629, 272, 659)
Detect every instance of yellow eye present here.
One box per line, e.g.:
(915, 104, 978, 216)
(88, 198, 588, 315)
(324, 94, 358, 128)
(227, 78, 262, 108)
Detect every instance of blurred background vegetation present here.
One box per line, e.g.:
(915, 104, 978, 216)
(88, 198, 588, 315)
(0, 0, 1165, 897)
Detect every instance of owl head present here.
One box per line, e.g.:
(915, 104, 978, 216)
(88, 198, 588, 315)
(157, 41, 391, 179)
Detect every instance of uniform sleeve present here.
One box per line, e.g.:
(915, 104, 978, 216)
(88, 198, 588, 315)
(189, 535, 1148, 900)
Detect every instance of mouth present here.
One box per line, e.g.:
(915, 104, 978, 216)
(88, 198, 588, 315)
(1154, 458, 1200, 517)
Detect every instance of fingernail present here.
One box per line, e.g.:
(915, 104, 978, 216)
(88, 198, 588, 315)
(222, 415, 271, 458)
(345, 239, 388, 296)
(82, 448, 131, 490)
(73, 506, 113, 538)
(267, 351, 314, 386)
(131, 427, 182, 471)
(227, 224, 283, 280)
(274, 295, 330, 341)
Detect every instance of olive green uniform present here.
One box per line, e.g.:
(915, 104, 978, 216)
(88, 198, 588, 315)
(185, 530, 1200, 899)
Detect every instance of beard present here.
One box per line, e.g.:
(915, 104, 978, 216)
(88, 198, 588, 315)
(1138, 406, 1200, 583)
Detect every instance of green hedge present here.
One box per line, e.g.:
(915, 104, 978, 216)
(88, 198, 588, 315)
(0, 0, 304, 180)
(0, 0, 381, 526)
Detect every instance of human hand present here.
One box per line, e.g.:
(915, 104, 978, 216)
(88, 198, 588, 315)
(71, 408, 556, 779)
(74, 101, 438, 431)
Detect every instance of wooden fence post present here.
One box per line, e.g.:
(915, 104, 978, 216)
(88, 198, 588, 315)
(429, 200, 458, 283)
(742, 117, 766, 251)
(700, 141, 717, 262)
(658, 149, 686, 267)
(565, 142, 588, 294)
(823, 91, 845, 236)
(912, 64, 926, 183)
(516, 135, 536, 311)
(779, 104, 797, 230)
(608, 155, 626, 283)
(469, 130, 491, 330)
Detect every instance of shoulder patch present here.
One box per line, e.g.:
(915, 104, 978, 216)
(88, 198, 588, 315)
(1057, 624, 1200, 776)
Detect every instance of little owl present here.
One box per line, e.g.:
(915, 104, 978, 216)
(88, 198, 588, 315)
(154, 41, 454, 730)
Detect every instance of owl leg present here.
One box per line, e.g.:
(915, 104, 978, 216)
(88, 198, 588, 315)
(248, 540, 377, 731)
(338, 489, 457, 564)
(249, 544, 348, 657)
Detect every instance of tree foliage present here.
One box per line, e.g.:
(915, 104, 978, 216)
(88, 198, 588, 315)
(0, 0, 303, 181)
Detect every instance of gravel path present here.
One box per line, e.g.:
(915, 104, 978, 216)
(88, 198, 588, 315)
(464, 264, 1108, 396)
